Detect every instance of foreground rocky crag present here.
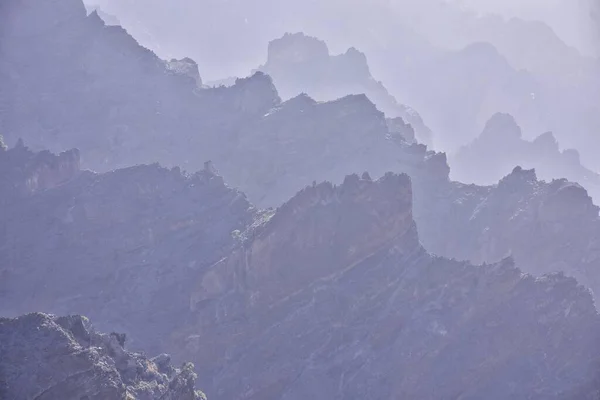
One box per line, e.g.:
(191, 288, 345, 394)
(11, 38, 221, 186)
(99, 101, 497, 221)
(0, 143, 255, 355)
(0, 313, 206, 400)
(182, 173, 600, 399)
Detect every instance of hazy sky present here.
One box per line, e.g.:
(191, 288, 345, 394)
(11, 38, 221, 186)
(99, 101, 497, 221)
(448, 0, 598, 56)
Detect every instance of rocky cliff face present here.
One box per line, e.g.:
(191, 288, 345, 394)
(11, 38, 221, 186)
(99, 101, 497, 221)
(257, 32, 434, 147)
(3, 0, 600, 315)
(418, 165, 600, 300)
(451, 113, 600, 202)
(0, 144, 255, 355)
(0, 313, 206, 400)
(181, 172, 600, 399)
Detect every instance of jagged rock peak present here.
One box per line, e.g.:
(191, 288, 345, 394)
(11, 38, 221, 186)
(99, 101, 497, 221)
(324, 93, 380, 113)
(387, 116, 417, 143)
(283, 92, 318, 108)
(167, 57, 202, 86)
(481, 112, 522, 140)
(498, 165, 538, 189)
(0, 313, 206, 400)
(193, 172, 417, 310)
(264, 172, 416, 256)
(229, 71, 282, 113)
(276, 172, 412, 220)
(533, 131, 559, 152)
(86, 9, 104, 26)
(541, 179, 600, 221)
(336, 46, 371, 78)
(267, 32, 330, 64)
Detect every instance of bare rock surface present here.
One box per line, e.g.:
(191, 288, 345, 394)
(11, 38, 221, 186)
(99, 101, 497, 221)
(0, 313, 206, 400)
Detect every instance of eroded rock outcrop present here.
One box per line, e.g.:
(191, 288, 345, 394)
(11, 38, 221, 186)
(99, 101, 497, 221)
(0, 313, 206, 400)
(180, 173, 600, 399)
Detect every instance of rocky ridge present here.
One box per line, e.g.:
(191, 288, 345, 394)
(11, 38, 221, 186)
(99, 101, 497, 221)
(0, 143, 255, 355)
(182, 171, 600, 399)
(2, 145, 600, 398)
(256, 32, 434, 147)
(418, 165, 600, 300)
(3, 0, 600, 310)
(0, 313, 206, 400)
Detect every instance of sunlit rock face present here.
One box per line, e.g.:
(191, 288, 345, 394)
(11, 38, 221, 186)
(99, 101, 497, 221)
(182, 172, 600, 400)
(0, 313, 206, 400)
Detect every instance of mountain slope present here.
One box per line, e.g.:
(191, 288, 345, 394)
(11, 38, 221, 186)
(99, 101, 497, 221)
(0, 143, 255, 355)
(255, 32, 433, 146)
(183, 172, 600, 399)
(2, 145, 600, 398)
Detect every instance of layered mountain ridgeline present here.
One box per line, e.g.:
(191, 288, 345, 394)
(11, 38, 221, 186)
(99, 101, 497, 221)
(0, 313, 206, 400)
(220, 93, 448, 206)
(0, 143, 255, 355)
(77, 0, 600, 168)
(395, 41, 543, 150)
(181, 172, 600, 399)
(395, 2, 593, 79)
(254, 32, 433, 147)
(0, 0, 279, 171)
(81, 0, 438, 82)
(3, 0, 600, 307)
(382, 26, 600, 169)
(0, 0, 434, 188)
(3, 145, 600, 398)
(450, 113, 600, 201)
(2, 0, 451, 210)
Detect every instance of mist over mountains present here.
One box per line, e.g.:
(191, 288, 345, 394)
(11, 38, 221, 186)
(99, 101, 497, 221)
(84, 0, 600, 169)
(2, 0, 600, 398)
